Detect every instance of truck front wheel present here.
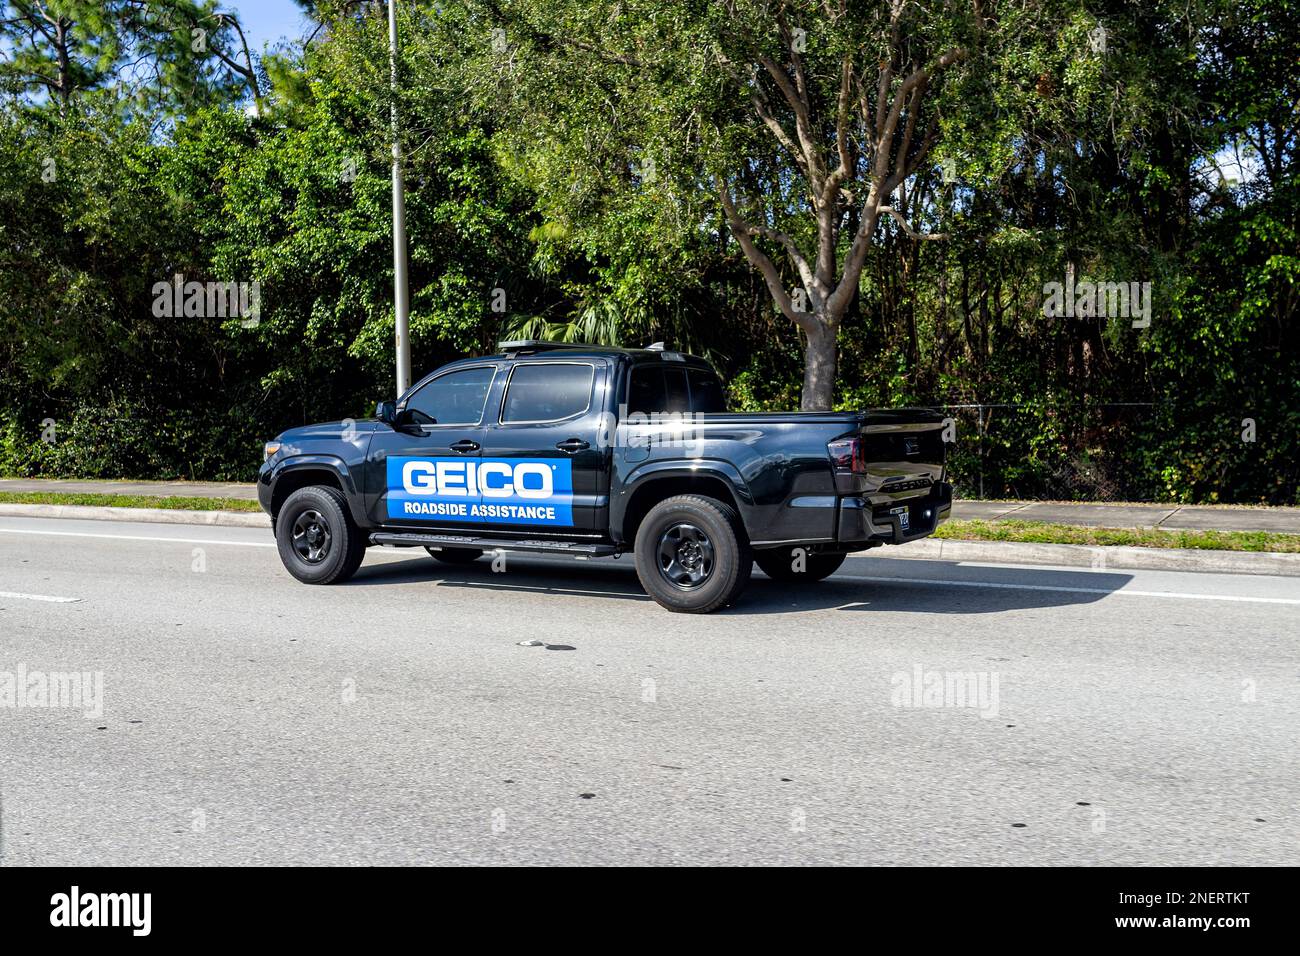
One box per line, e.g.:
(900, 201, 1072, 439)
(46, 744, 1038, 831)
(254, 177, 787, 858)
(754, 548, 846, 582)
(275, 485, 367, 585)
(634, 495, 752, 613)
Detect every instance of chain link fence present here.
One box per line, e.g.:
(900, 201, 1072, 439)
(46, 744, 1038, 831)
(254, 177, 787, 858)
(934, 402, 1158, 501)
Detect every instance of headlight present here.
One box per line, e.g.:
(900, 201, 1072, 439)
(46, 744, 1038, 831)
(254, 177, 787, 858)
(263, 441, 281, 462)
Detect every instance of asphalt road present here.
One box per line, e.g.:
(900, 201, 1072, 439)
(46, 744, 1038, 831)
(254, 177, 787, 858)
(1, 515, 1297, 866)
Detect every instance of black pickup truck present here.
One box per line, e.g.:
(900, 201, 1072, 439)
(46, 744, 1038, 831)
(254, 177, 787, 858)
(257, 341, 950, 612)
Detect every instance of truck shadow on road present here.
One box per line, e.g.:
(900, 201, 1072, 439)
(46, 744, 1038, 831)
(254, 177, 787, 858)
(346, 553, 1133, 615)
(816, 558, 1134, 615)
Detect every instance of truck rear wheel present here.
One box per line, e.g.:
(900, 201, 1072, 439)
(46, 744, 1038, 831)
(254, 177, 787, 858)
(754, 548, 846, 582)
(275, 485, 367, 585)
(634, 495, 751, 613)
(424, 546, 483, 564)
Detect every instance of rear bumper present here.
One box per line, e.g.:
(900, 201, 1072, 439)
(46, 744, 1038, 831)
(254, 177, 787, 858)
(836, 481, 952, 548)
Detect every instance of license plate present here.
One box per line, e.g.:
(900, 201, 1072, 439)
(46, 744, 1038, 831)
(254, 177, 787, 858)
(890, 506, 910, 531)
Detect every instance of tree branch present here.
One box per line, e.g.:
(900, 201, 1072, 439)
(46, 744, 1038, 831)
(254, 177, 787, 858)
(878, 205, 947, 240)
(717, 177, 817, 330)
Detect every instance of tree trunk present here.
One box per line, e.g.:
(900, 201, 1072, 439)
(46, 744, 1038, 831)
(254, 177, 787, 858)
(800, 318, 837, 410)
(715, 35, 964, 414)
(54, 21, 70, 116)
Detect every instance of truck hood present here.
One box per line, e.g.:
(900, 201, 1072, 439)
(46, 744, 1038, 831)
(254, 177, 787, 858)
(276, 419, 385, 443)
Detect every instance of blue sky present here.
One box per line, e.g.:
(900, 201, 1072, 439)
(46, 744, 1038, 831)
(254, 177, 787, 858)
(227, 0, 318, 51)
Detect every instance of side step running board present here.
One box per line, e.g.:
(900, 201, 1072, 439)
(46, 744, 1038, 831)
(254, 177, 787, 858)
(370, 530, 618, 558)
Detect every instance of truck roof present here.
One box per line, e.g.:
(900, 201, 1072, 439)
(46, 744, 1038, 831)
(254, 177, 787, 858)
(403, 341, 715, 396)
(480, 340, 713, 365)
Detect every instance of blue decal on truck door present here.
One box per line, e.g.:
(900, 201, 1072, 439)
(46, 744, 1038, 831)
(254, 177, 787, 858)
(386, 456, 573, 526)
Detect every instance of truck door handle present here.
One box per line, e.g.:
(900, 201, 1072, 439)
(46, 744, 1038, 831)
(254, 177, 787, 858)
(449, 439, 480, 453)
(555, 438, 589, 453)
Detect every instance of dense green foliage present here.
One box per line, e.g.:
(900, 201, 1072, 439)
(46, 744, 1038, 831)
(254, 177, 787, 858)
(0, 0, 1295, 501)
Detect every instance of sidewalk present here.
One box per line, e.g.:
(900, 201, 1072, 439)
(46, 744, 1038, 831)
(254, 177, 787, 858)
(2, 478, 1298, 534)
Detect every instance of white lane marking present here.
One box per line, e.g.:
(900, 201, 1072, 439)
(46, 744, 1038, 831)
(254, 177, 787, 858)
(839, 573, 1300, 605)
(0, 528, 275, 548)
(0, 590, 81, 603)
(0, 528, 453, 561)
(3, 525, 1295, 605)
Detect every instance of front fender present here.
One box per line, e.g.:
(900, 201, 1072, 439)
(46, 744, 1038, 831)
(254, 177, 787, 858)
(259, 454, 367, 527)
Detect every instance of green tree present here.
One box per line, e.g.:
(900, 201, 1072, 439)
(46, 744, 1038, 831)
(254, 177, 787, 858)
(451, 0, 1084, 408)
(0, 0, 260, 115)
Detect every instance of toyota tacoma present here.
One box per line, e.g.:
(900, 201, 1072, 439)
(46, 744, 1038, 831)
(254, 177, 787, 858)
(258, 341, 950, 612)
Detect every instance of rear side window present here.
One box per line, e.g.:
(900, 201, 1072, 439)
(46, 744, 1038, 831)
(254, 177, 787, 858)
(627, 366, 690, 415)
(404, 366, 495, 425)
(501, 363, 594, 423)
(687, 368, 726, 412)
(627, 366, 663, 415)
(665, 367, 689, 412)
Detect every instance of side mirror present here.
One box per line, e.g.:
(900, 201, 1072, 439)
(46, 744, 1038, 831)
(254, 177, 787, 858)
(376, 400, 397, 425)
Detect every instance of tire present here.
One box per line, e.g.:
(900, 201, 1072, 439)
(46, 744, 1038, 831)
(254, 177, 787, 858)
(634, 494, 751, 613)
(754, 548, 846, 582)
(425, 546, 483, 564)
(275, 485, 367, 585)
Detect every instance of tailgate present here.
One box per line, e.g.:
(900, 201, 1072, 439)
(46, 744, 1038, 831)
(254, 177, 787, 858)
(858, 410, 946, 500)
(853, 410, 948, 541)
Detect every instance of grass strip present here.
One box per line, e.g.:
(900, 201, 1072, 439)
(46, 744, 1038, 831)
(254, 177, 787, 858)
(936, 518, 1300, 553)
(0, 491, 262, 513)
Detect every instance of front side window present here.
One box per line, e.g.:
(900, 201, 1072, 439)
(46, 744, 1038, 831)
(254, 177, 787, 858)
(501, 363, 595, 423)
(404, 366, 495, 426)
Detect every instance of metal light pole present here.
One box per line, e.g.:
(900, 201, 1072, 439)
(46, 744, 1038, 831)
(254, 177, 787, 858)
(388, 0, 411, 397)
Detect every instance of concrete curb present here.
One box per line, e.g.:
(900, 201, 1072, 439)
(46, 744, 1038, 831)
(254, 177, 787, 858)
(0, 502, 270, 529)
(873, 538, 1300, 577)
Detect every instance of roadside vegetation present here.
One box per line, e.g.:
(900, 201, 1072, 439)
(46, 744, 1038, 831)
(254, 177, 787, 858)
(1, 1, 1295, 504)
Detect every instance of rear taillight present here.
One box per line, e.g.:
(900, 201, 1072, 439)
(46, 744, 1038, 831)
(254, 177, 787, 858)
(828, 437, 866, 474)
